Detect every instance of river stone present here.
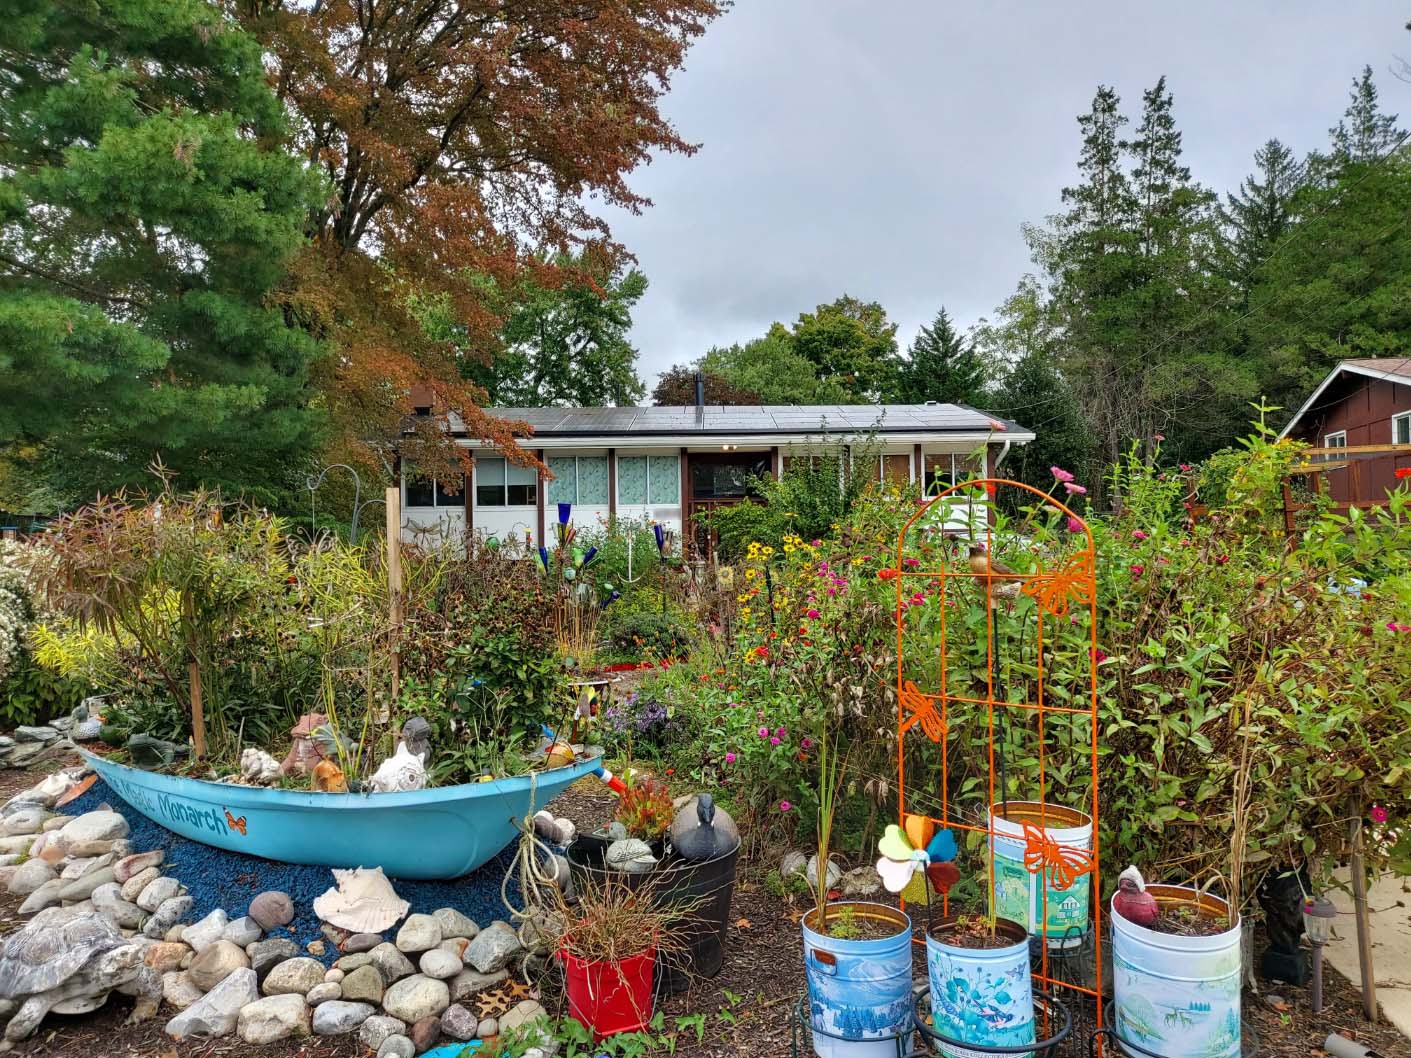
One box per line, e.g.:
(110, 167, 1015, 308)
(3, 806, 45, 836)
(409, 1014, 440, 1052)
(382, 974, 450, 1023)
(183, 908, 229, 952)
(144, 941, 191, 974)
(18, 877, 65, 914)
(370, 942, 415, 984)
(464, 921, 521, 974)
(143, 895, 193, 938)
(431, 908, 478, 940)
(162, 970, 204, 1011)
(500, 999, 547, 1033)
(419, 948, 460, 980)
(113, 849, 164, 883)
(440, 1003, 478, 1041)
(312, 999, 375, 1035)
(394, 913, 441, 953)
(120, 866, 161, 902)
(262, 956, 325, 996)
(324, 967, 345, 984)
(448, 967, 507, 1002)
(339, 964, 385, 1004)
(237, 993, 311, 1045)
(437, 937, 469, 961)
(57, 811, 128, 856)
(56, 865, 115, 902)
(223, 915, 262, 947)
(360, 1014, 407, 1050)
(188, 939, 252, 991)
(91, 882, 146, 930)
(6, 859, 55, 896)
(378, 1035, 415, 1058)
(248, 890, 295, 931)
(0, 833, 36, 855)
(136, 874, 181, 911)
(805, 853, 841, 892)
(41, 815, 72, 833)
(59, 854, 103, 879)
(343, 932, 381, 953)
(307, 981, 341, 1005)
(14, 725, 58, 742)
(476, 1017, 497, 1038)
(841, 864, 882, 896)
(165, 966, 258, 1038)
(248, 937, 302, 981)
(336, 951, 373, 972)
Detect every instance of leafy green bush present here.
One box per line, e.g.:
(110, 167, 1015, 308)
(599, 587, 691, 659)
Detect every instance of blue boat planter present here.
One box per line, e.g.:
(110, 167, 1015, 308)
(925, 915, 1035, 1058)
(81, 749, 605, 880)
(801, 901, 913, 1058)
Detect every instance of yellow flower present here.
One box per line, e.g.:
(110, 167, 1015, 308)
(762, 546, 775, 556)
(745, 568, 758, 579)
(741, 607, 752, 616)
(851, 556, 863, 566)
(783, 544, 796, 553)
(736, 593, 749, 603)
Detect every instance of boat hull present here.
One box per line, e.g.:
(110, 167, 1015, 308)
(81, 750, 602, 880)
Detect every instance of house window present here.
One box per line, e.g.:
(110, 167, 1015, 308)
(1394, 414, 1411, 446)
(474, 457, 537, 507)
(546, 456, 610, 506)
(1324, 430, 1348, 449)
(690, 456, 770, 499)
(924, 453, 985, 496)
(617, 455, 680, 505)
(850, 453, 911, 485)
(404, 473, 465, 508)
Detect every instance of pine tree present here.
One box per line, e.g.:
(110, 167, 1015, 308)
(1330, 65, 1404, 163)
(1220, 139, 1304, 295)
(891, 308, 988, 405)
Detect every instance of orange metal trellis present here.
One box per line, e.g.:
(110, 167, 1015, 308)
(891, 478, 1104, 1047)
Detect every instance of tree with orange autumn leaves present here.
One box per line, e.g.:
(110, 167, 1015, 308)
(226, 0, 723, 486)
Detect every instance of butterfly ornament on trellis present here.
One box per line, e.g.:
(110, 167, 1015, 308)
(876, 817, 960, 901)
(1020, 821, 1095, 891)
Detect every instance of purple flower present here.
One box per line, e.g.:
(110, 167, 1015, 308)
(806, 608, 820, 619)
(1051, 466, 1074, 483)
(801, 737, 814, 750)
(779, 800, 792, 812)
(770, 736, 781, 746)
(1066, 516, 1083, 533)
(757, 726, 769, 738)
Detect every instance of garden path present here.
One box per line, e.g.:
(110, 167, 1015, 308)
(1325, 867, 1411, 1039)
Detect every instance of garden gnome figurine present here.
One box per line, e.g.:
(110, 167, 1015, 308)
(282, 712, 327, 777)
(401, 717, 432, 763)
(670, 794, 739, 861)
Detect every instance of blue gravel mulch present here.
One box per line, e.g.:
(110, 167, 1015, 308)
(67, 778, 524, 964)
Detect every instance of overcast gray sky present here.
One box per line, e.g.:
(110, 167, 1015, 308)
(601, 1, 1410, 387)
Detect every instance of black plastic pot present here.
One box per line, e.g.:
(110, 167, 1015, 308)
(565, 834, 740, 994)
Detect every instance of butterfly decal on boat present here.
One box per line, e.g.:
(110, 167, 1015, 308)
(1021, 549, 1095, 619)
(1020, 821, 1093, 891)
(224, 809, 248, 836)
(898, 680, 946, 742)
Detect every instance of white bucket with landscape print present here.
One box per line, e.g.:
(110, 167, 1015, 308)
(989, 801, 1093, 949)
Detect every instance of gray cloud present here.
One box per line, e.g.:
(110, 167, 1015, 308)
(601, 1, 1409, 386)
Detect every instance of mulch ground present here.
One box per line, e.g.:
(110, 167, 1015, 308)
(0, 757, 1404, 1058)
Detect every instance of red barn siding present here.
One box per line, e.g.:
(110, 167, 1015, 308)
(1289, 375, 1411, 502)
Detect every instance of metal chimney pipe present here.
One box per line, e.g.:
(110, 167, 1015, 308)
(694, 368, 705, 408)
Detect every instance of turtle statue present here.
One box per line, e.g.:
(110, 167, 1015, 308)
(0, 907, 160, 1041)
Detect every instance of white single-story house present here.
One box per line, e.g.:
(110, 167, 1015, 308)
(400, 403, 1035, 556)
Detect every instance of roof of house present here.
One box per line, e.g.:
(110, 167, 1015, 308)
(444, 403, 1034, 445)
(1279, 358, 1411, 439)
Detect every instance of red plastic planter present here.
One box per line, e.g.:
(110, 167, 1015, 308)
(559, 946, 656, 1040)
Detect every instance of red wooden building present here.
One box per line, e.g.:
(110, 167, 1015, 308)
(1279, 358, 1411, 505)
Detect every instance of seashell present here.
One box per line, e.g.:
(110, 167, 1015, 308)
(313, 866, 409, 934)
(368, 741, 426, 794)
(240, 748, 283, 784)
(605, 838, 657, 874)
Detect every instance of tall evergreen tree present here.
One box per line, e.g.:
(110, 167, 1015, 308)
(0, 0, 327, 506)
(1220, 139, 1304, 295)
(1329, 65, 1404, 164)
(891, 308, 988, 405)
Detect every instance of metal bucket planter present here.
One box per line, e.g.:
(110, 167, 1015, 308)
(801, 902, 913, 1058)
(925, 915, 1035, 1058)
(990, 801, 1092, 949)
(1110, 885, 1242, 1058)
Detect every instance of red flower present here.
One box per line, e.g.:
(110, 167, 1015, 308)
(878, 567, 898, 580)
(1396, 468, 1411, 480)
(1371, 805, 1389, 823)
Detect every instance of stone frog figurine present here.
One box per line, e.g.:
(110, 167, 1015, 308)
(669, 793, 740, 862)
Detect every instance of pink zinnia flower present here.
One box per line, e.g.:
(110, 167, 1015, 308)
(801, 737, 814, 750)
(903, 557, 920, 567)
(724, 752, 736, 764)
(757, 726, 769, 738)
(1130, 564, 1144, 576)
(1066, 516, 1083, 533)
(775, 726, 786, 737)
(1371, 805, 1389, 823)
(1132, 530, 1147, 541)
(770, 736, 781, 746)
(806, 608, 820, 619)
(1092, 648, 1107, 663)
(1179, 463, 1192, 472)
(1064, 482, 1087, 495)
(1154, 433, 1165, 441)
(779, 800, 792, 812)
(1051, 466, 1074, 483)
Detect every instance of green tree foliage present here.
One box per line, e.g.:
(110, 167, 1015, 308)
(699, 334, 851, 404)
(786, 295, 900, 400)
(1328, 65, 1404, 164)
(891, 307, 988, 405)
(0, 0, 327, 506)
(1219, 139, 1304, 297)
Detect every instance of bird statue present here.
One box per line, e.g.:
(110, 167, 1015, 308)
(669, 794, 740, 861)
(310, 722, 356, 762)
(1113, 865, 1160, 928)
(968, 543, 1023, 601)
(368, 741, 427, 794)
(605, 838, 658, 874)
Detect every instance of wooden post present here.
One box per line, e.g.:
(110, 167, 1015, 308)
(1280, 481, 1296, 541)
(607, 447, 617, 521)
(385, 487, 402, 706)
(1349, 815, 1379, 1021)
(188, 660, 207, 761)
(535, 448, 546, 548)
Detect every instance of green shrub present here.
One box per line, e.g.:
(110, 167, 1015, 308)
(600, 587, 691, 658)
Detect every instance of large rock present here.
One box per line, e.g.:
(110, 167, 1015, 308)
(188, 939, 251, 992)
(182, 909, 229, 953)
(464, 921, 521, 974)
(419, 948, 460, 980)
(56, 866, 114, 902)
(339, 964, 385, 1004)
(165, 966, 258, 1039)
(381, 974, 450, 1023)
(359, 1014, 407, 1051)
(841, 864, 882, 897)
(120, 866, 161, 902)
(370, 942, 415, 984)
(378, 1036, 415, 1058)
(335, 951, 373, 973)
(438, 937, 469, 961)
(136, 875, 181, 912)
(237, 994, 311, 1045)
(222, 915, 262, 947)
(248, 890, 294, 931)
(162, 970, 204, 1011)
(56, 811, 128, 856)
(448, 967, 507, 1002)
(143, 895, 193, 939)
(394, 913, 441, 953)
(113, 849, 164, 883)
(0, 835, 37, 856)
(92, 883, 146, 930)
(17, 877, 65, 915)
(14, 725, 59, 743)
(60, 851, 116, 879)
(143, 941, 191, 975)
(6, 859, 55, 896)
(409, 1015, 440, 1052)
(262, 956, 325, 996)
(3, 806, 45, 836)
(311, 1000, 375, 1035)
(440, 1003, 478, 1041)
(306, 982, 341, 1005)
(431, 908, 478, 940)
(500, 999, 547, 1033)
(247, 937, 301, 982)
(342, 932, 381, 953)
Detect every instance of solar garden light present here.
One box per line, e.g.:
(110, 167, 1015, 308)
(1303, 895, 1338, 1013)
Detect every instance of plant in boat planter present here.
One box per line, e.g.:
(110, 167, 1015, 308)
(1109, 866, 1242, 1058)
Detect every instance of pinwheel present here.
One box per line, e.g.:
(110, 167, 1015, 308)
(876, 819, 961, 897)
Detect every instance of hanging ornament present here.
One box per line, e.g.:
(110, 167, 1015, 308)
(582, 545, 599, 566)
(485, 535, 500, 550)
(558, 502, 572, 526)
(572, 547, 584, 567)
(563, 567, 577, 582)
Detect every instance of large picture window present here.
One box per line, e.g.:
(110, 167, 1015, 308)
(547, 456, 610, 505)
(617, 455, 681, 505)
(924, 452, 985, 496)
(474, 457, 537, 507)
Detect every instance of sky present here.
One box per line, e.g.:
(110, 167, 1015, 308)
(600, 1, 1411, 387)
